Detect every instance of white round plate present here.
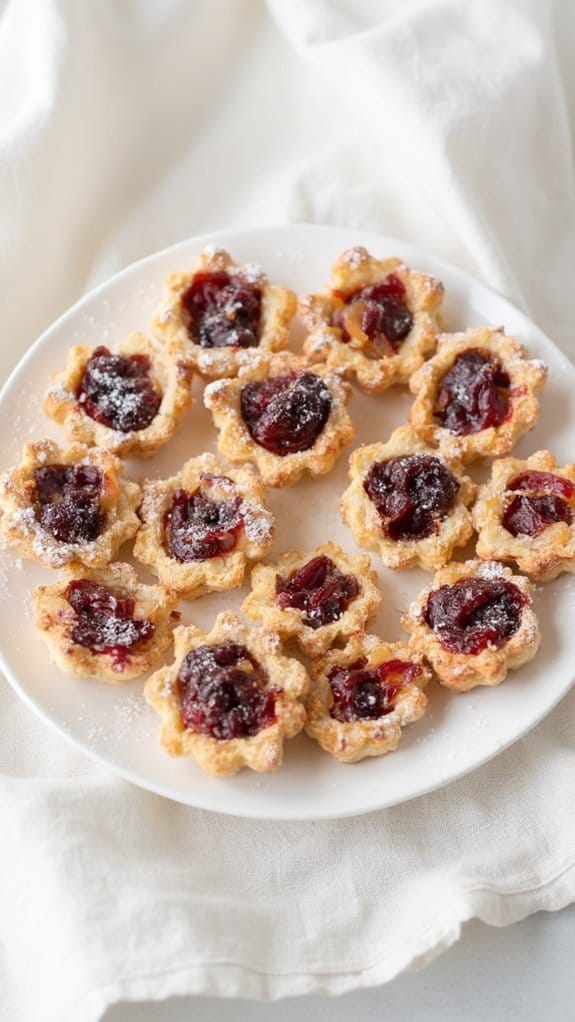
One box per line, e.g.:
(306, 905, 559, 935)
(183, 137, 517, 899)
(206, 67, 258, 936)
(1, 224, 575, 820)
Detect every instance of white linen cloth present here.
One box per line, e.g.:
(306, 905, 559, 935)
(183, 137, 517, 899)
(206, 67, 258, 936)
(1, 1, 575, 1019)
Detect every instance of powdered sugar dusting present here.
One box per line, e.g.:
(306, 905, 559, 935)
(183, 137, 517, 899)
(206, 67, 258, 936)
(476, 560, 508, 581)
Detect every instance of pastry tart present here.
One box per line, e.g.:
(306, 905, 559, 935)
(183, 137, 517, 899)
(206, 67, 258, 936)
(204, 351, 354, 488)
(33, 562, 180, 682)
(402, 559, 540, 691)
(43, 333, 193, 458)
(133, 452, 274, 598)
(0, 440, 141, 569)
(340, 425, 476, 571)
(145, 611, 308, 776)
(305, 631, 429, 763)
(242, 541, 382, 657)
(300, 246, 444, 392)
(409, 327, 547, 463)
(474, 450, 575, 581)
(152, 246, 296, 378)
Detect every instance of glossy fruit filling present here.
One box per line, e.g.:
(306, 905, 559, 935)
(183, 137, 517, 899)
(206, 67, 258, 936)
(434, 348, 511, 436)
(424, 577, 526, 655)
(240, 371, 332, 456)
(163, 476, 243, 562)
(334, 274, 413, 356)
(34, 464, 104, 544)
(328, 656, 421, 723)
(503, 471, 575, 537)
(181, 270, 262, 349)
(177, 642, 276, 739)
(275, 554, 359, 629)
(66, 579, 154, 669)
(77, 346, 161, 432)
(363, 454, 459, 541)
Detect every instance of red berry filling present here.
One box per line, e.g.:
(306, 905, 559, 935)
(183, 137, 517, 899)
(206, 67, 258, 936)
(334, 274, 413, 356)
(275, 554, 360, 630)
(77, 346, 161, 433)
(329, 656, 421, 723)
(424, 577, 526, 655)
(503, 471, 575, 537)
(434, 348, 511, 436)
(66, 579, 155, 670)
(240, 371, 332, 456)
(34, 464, 104, 544)
(163, 476, 244, 562)
(363, 454, 459, 541)
(181, 270, 262, 349)
(177, 642, 276, 740)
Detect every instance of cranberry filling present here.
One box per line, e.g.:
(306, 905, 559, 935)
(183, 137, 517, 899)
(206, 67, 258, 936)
(181, 270, 262, 349)
(424, 577, 526, 655)
(34, 464, 104, 544)
(363, 455, 459, 541)
(329, 656, 421, 723)
(163, 476, 243, 562)
(240, 371, 332, 456)
(66, 579, 154, 669)
(434, 348, 511, 436)
(334, 274, 413, 356)
(177, 642, 276, 739)
(275, 554, 360, 629)
(502, 470, 575, 537)
(77, 346, 161, 432)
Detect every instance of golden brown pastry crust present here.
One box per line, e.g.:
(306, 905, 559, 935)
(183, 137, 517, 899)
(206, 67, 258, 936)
(43, 332, 193, 458)
(32, 562, 180, 682)
(204, 351, 354, 488)
(0, 440, 141, 569)
(474, 450, 575, 581)
(133, 452, 275, 598)
(408, 327, 547, 463)
(300, 246, 444, 392)
(152, 246, 297, 378)
(340, 425, 476, 571)
(305, 632, 430, 763)
(242, 541, 382, 657)
(145, 612, 308, 776)
(402, 559, 540, 692)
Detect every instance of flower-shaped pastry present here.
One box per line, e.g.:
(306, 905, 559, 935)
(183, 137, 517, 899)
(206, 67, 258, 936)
(409, 327, 547, 463)
(43, 333, 193, 458)
(33, 562, 180, 682)
(242, 542, 382, 657)
(305, 631, 430, 763)
(341, 426, 476, 571)
(474, 450, 575, 581)
(402, 559, 540, 691)
(300, 246, 444, 392)
(204, 352, 354, 488)
(0, 440, 141, 569)
(133, 452, 274, 598)
(145, 612, 308, 776)
(152, 246, 296, 378)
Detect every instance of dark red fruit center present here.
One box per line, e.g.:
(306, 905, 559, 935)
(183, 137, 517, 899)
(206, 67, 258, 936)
(275, 554, 360, 630)
(503, 470, 575, 537)
(66, 579, 155, 670)
(34, 464, 104, 544)
(163, 475, 244, 562)
(177, 642, 276, 740)
(434, 348, 511, 436)
(77, 346, 161, 433)
(363, 454, 459, 541)
(240, 370, 332, 456)
(329, 656, 421, 723)
(333, 274, 413, 356)
(181, 270, 262, 349)
(424, 577, 526, 655)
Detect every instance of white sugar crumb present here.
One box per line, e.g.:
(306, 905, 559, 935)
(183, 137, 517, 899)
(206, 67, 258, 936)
(476, 560, 507, 580)
(307, 330, 333, 353)
(203, 379, 228, 405)
(160, 677, 173, 697)
(202, 244, 224, 259)
(47, 384, 74, 403)
(343, 246, 369, 269)
(240, 262, 265, 284)
(157, 309, 174, 324)
(240, 500, 274, 544)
